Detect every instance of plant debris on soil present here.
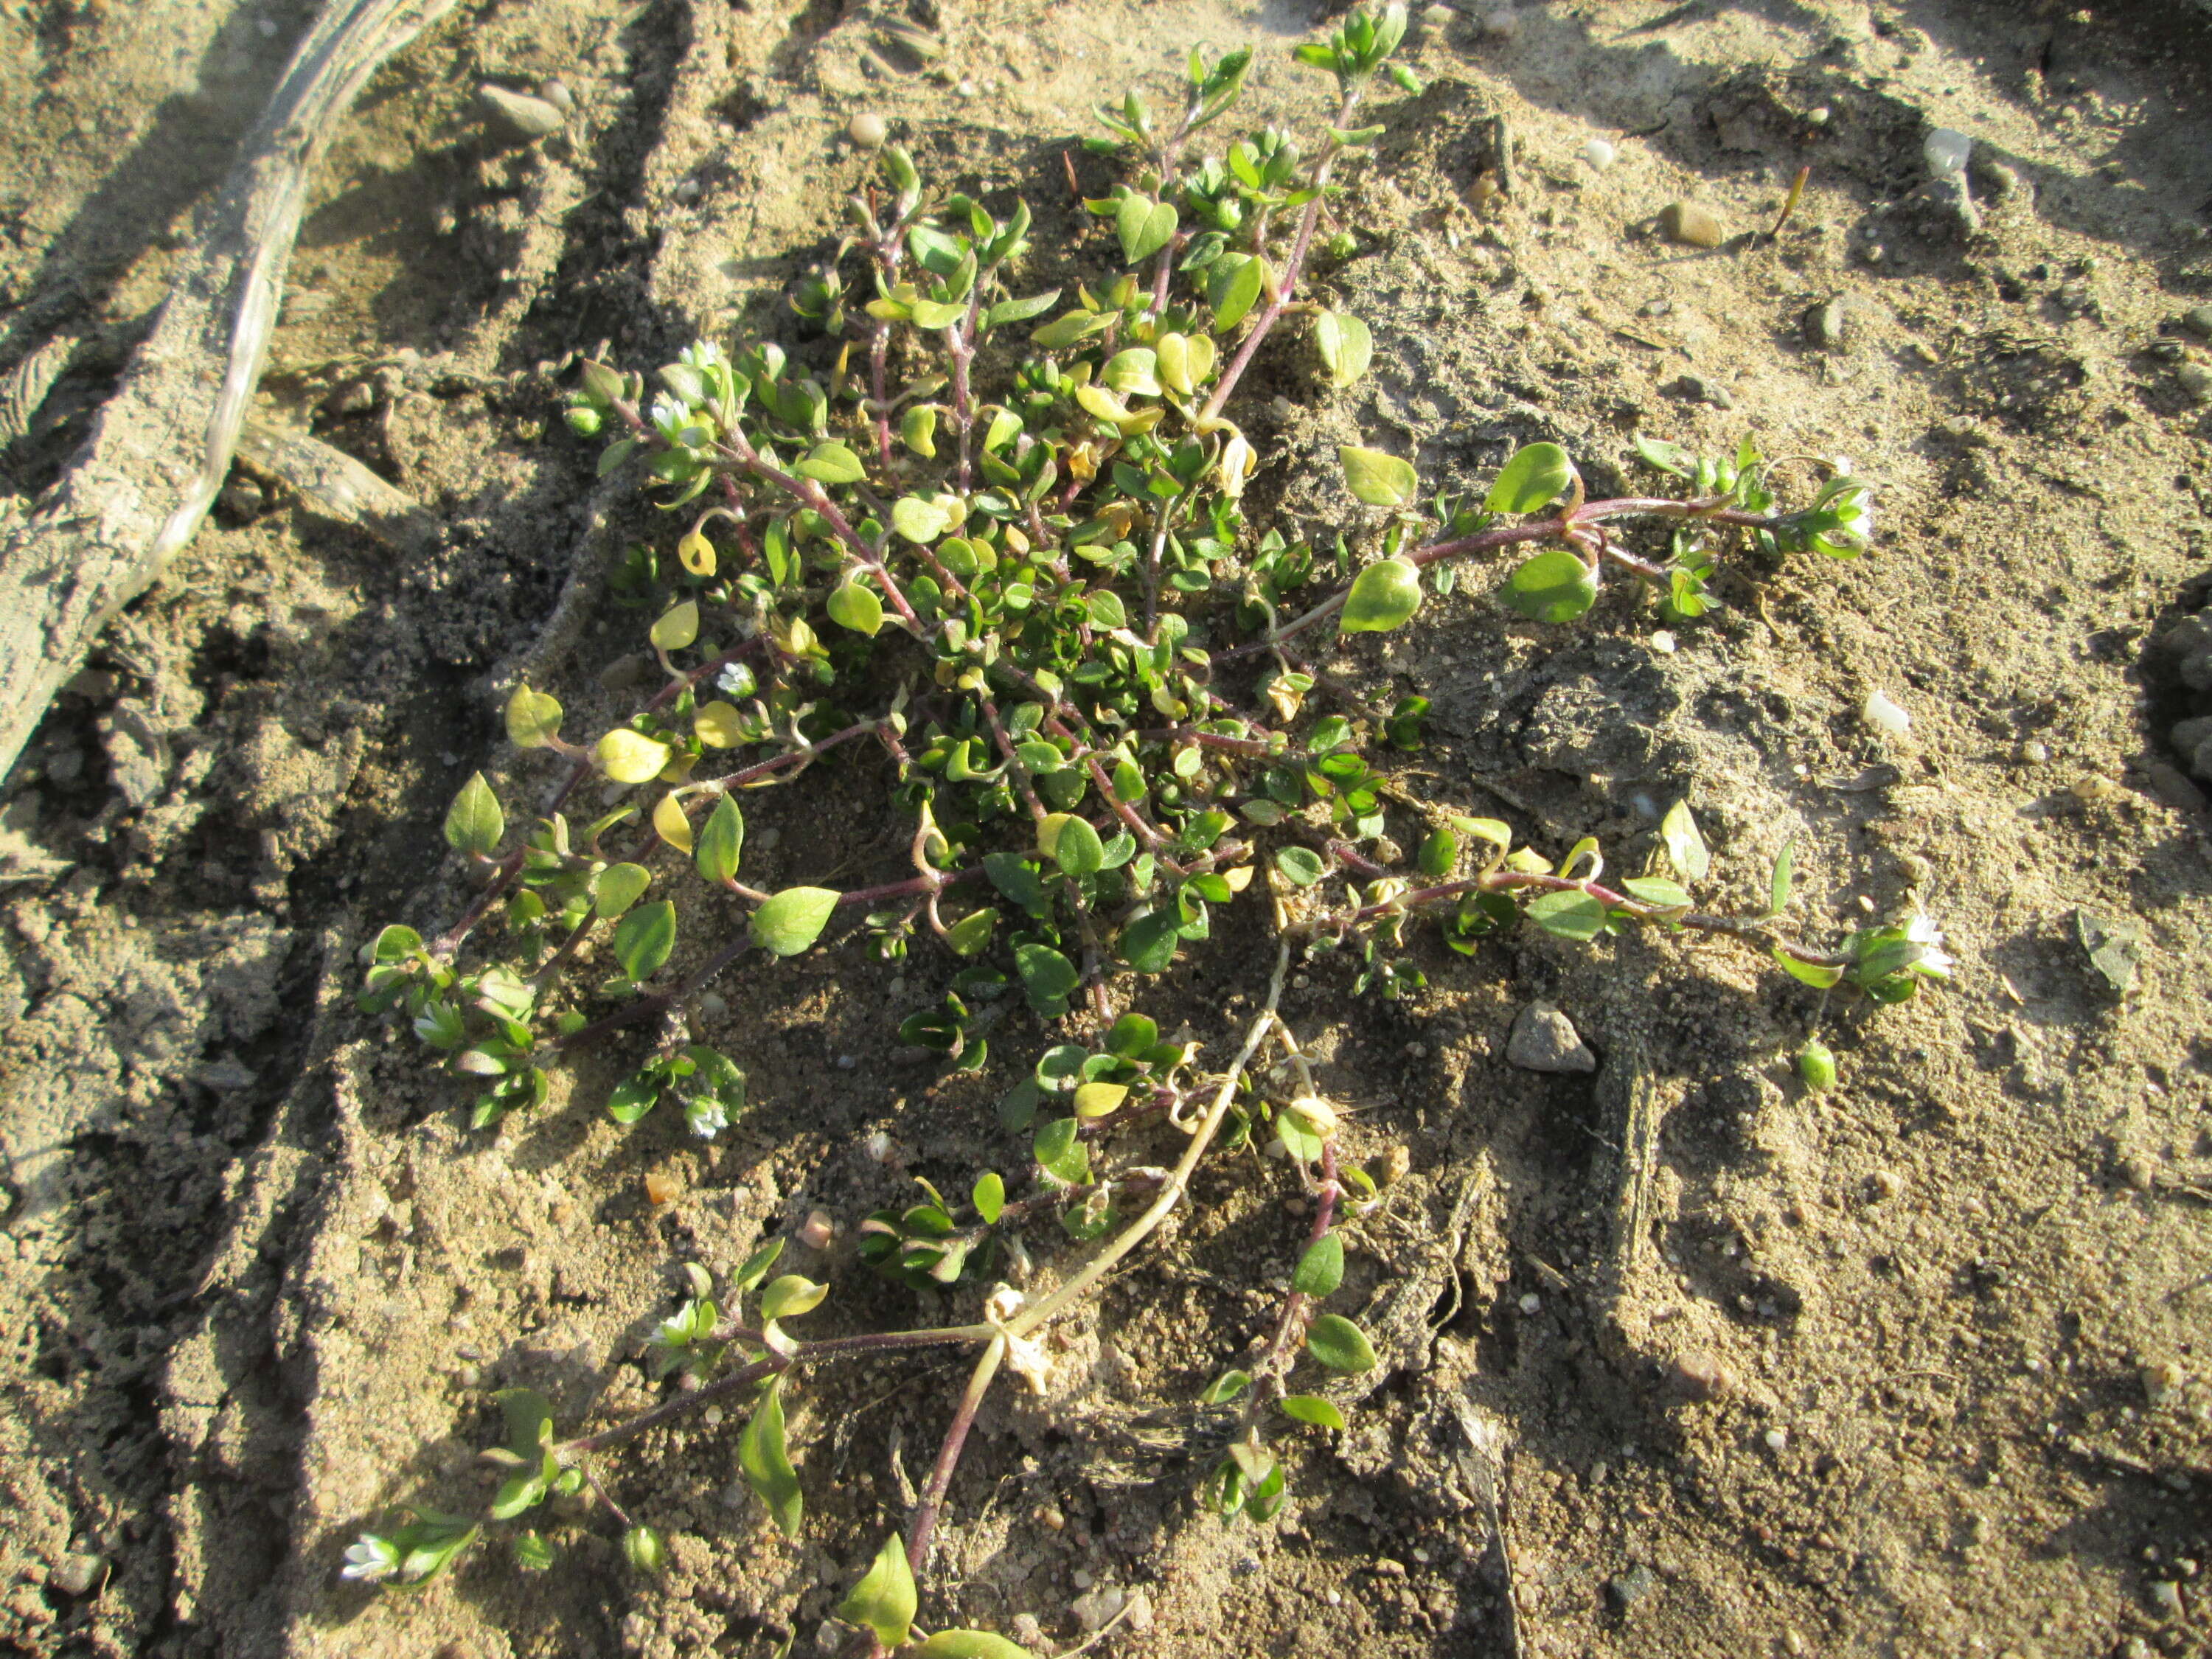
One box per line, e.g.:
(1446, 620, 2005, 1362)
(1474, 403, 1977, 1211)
(2, 1, 2210, 1656)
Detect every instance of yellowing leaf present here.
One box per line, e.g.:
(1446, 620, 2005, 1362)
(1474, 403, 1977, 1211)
(1072, 1082, 1129, 1119)
(1340, 445, 1418, 507)
(652, 792, 693, 853)
(505, 684, 563, 749)
(693, 700, 744, 748)
(676, 531, 716, 576)
(650, 600, 700, 652)
(596, 730, 672, 785)
(1075, 383, 1134, 427)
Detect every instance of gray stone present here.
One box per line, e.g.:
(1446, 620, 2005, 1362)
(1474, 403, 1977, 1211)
(1666, 373, 1734, 409)
(2173, 714, 2212, 763)
(2177, 363, 2212, 406)
(476, 83, 565, 144)
(1804, 297, 1851, 350)
(2183, 648, 2212, 695)
(1507, 1002, 1596, 1074)
(2183, 305, 2212, 341)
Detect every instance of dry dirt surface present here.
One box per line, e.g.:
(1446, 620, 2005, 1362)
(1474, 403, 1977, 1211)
(3, 0, 2212, 1656)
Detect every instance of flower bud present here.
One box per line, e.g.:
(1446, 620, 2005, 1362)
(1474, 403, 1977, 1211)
(563, 404, 603, 437)
(1796, 1038, 1837, 1091)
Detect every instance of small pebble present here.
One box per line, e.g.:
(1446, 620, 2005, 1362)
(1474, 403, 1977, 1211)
(1805, 105, 1830, 128)
(1506, 1002, 1598, 1074)
(1804, 296, 1851, 350)
(1580, 138, 1616, 171)
(539, 79, 575, 114)
(2015, 738, 2050, 765)
(1481, 7, 1519, 38)
(1923, 127, 1972, 178)
(1421, 2, 1457, 27)
(954, 78, 977, 98)
(1669, 1349, 1734, 1402)
(1868, 1168, 1902, 1200)
(2177, 364, 2212, 406)
(799, 1208, 835, 1250)
(644, 1170, 681, 1206)
(476, 83, 566, 143)
(1650, 630, 1677, 653)
(2142, 1358, 2185, 1408)
(1517, 1292, 1542, 1315)
(1658, 201, 1725, 249)
(1861, 689, 1911, 735)
(51, 1554, 105, 1596)
(1070, 1567, 1095, 1591)
(1764, 1427, 1790, 1453)
(1607, 1562, 1658, 1610)
(2148, 1579, 2184, 1618)
(2184, 305, 2212, 340)
(846, 111, 888, 149)
(862, 1130, 894, 1164)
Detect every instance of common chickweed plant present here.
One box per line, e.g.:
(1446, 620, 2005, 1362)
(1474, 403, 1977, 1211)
(349, 7, 1941, 1647)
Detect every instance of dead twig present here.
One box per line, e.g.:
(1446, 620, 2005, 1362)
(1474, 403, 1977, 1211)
(0, 0, 454, 784)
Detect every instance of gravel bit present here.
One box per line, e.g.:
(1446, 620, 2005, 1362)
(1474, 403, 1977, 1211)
(1658, 200, 1725, 248)
(1506, 1002, 1597, 1074)
(476, 83, 566, 143)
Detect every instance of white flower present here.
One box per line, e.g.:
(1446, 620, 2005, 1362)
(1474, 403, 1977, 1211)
(684, 1093, 729, 1140)
(1906, 912, 1954, 978)
(678, 340, 724, 372)
(714, 660, 757, 699)
(649, 394, 690, 442)
(341, 1534, 400, 1584)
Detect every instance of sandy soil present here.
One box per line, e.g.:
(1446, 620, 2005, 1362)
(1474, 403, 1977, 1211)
(3, 1, 2211, 1656)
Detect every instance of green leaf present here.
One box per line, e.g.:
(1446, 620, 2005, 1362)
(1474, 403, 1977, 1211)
(1045, 813, 1105, 877)
(1200, 1368, 1251, 1405)
(512, 1529, 554, 1571)
(1032, 1116, 1091, 1185)
(594, 862, 652, 919)
(908, 298, 967, 330)
(612, 900, 677, 981)
(945, 907, 998, 956)
(1771, 945, 1846, 989)
(1417, 828, 1458, 878)
(738, 1379, 803, 1537)
(759, 1274, 827, 1321)
(732, 1235, 785, 1296)
(1768, 833, 1798, 917)
(1633, 433, 1693, 477)
(1312, 310, 1372, 388)
(1293, 1232, 1345, 1296)
(1116, 195, 1178, 264)
(794, 441, 866, 484)
(750, 887, 840, 956)
(444, 772, 504, 858)
(1502, 549, 1597, 623)
(1305, 1314, 1377, 1373)
(984, 290, 1061, 329)
(1208, 254, 1265, 330)
(1484, 442, 1574, 514)
(1119, 910, 1180, 973)
(1620, 876, 1692, 911)
(972, 1171, 1004, 1224)
(913, 1632, 1037, 1659)
(605, 1070, 661, 1124)
(696, 796, 745, 884)
(1339, 556, 1422, 632)
(891, 495, 953, 543)
(1339, 445, 1417, 507)
(1660, 799, 1710, 883)
(1279, 1394, 1347, 1429)
(1274, 846, 1326, 888)
(827, 576, 885, 636)
(1014, 943, 1080, 1015)
(1525, 888, 1608, 941)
